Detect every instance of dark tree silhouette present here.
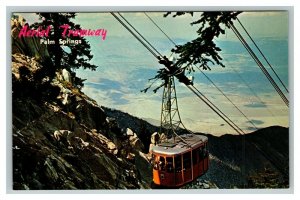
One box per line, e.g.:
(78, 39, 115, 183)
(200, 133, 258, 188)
(31, 13, 98, 73)
(165, 11, 242, 69)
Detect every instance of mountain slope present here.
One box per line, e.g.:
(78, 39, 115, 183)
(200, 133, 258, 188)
(101, 108, 289, 188)
(12, 16, 152, 189)
(203, 126, 289, 188)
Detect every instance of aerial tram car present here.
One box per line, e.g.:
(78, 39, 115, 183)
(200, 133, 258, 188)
(151, 133, 209, 187)
(151, 59, 209, 187)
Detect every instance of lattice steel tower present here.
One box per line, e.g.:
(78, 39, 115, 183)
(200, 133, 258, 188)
(160, 76, 188, 143)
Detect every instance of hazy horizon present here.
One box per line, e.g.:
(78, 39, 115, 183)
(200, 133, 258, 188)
(17, 11, 289, 136)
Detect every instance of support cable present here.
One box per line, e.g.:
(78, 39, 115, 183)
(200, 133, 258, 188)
(117, 12, 163, 58)
(197, 67, 258, 130)
(189, 85, 245, 135)
(237, 17, 289, 93)
(186, 86, 243, 135)
(144, 12, 177, 46)
(227, 64, 282, 125)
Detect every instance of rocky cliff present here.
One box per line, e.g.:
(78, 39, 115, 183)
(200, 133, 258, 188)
(12, 16, 152, 190)
(12, 51, 155, 189)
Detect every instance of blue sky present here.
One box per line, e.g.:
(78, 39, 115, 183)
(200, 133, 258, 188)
(18, 11, 289, 136)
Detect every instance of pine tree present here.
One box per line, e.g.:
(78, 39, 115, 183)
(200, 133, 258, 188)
(165, 11, 242, 69)
(31, 12, 98, 74)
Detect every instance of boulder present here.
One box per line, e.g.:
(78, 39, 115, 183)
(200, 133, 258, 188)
(62, 93, 69, 105)
(148, 143, 155, 154)
(160, 133, 167, 142)
(127, 128, 144, 152)
(107, 141, 118, 155)
(150, 132, 159, 144)
(126, 128, 134, 136)
(53, 130, 73, 142)
(62, 69, 72, 83)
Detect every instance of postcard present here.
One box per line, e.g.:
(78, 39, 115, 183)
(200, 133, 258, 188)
(10, 10, 290, 191)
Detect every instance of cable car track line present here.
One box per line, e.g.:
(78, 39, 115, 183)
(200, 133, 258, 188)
(237, 17, 289, 93)
(197, 67, 259, 130)
(110, 12, 159, 58)
(112, 12, 279, 136)
(145, 11, 283, 125)
(227, 64, 282, 125)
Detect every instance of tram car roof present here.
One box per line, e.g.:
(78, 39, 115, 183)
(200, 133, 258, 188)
(152, 134, 208, 156)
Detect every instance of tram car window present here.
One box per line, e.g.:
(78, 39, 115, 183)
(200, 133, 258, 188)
(159, 156, 165, 171)
(175, 155, 182, 172)
(183, 152, 191, 170)
(166, 157, 173, 172)
(192, 148, 198, 165)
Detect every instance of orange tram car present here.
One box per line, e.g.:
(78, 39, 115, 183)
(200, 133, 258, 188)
(151, 134, 209, 188)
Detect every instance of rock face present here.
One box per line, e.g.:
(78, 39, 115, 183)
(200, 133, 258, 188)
(12, 54, 155, 189)
(11, 15, 152, 190)
(126, 128, 144, 152)
(102, 107, 158, 152)
(13, 89, 152, 189)
(181, 179, 218, 189)
(12, 53, 42, 81)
